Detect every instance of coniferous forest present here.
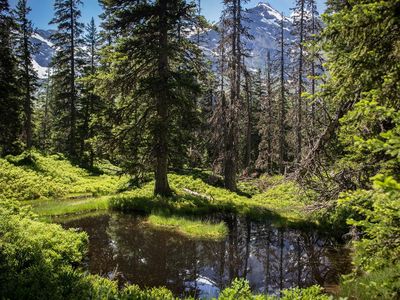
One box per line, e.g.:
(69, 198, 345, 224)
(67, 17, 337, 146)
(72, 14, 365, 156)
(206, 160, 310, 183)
(0, 0, 399, 299)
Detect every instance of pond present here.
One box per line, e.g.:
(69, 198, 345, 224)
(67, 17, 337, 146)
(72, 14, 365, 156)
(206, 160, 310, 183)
(60, 212, 351, 299)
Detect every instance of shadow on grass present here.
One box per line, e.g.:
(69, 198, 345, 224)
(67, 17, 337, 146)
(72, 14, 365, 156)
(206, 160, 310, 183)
(171, 168, 253, 198)
(108, 191, 302, 228)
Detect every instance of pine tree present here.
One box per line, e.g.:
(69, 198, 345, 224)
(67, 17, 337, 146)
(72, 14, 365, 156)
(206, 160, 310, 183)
(221, 0, 249, 190)
(49, 0, 83, 159)
(99, 0, 203, 196)
(79, 17, 101, 168)
(257, 52, 274, 173)
(277, 14, 288, 174)
(0, 0, 21, 156)
(14, 0, 38, 149)
(292, 0, 307, 164)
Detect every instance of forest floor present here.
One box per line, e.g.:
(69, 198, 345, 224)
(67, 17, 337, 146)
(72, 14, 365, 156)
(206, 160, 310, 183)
(1, 151, 320, 238)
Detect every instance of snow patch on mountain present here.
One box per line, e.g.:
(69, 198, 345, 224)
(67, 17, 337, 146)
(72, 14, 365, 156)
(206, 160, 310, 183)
(30, 2, 295, 78)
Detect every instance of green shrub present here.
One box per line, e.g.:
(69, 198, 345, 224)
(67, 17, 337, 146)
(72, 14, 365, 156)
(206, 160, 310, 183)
(280, 285, 332, 300)
(217, 279, 266, 300)
(340, 264, 400, 300)
(338, 175, 400, 271)
(0, 151, 129, 201)
(0, 199, 88, 300)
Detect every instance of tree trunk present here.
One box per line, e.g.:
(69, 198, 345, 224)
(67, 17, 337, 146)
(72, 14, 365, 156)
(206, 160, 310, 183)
(278, 15, 286, 174)
(266, 51, 273, 173)
(296, 0, 305, 163)
(245, 68, 252, 171)
(224, 0, 240, 191)
(154, 0, 172, 197)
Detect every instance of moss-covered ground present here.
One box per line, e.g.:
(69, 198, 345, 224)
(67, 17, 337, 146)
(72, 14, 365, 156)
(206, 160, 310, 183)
(1, 151, 319, 236)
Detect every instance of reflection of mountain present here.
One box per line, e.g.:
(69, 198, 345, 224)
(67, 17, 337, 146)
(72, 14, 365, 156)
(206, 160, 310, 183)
(31, 2, 295, 78)
(61, 212, 351, 299)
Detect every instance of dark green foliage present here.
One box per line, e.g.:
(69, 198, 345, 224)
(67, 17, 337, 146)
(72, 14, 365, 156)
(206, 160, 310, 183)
(13, 0, 38, 149)
(304, 1, 400, 298)
(339, 264, 400, 300)
(49, 0, 84, 159)
(0, 0, 22, 156)
(97, 0, 203, 195)
(79, 17, 102, 168)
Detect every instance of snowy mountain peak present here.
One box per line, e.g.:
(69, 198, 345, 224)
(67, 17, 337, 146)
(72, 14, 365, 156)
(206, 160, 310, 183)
(31, 2, 296, 78)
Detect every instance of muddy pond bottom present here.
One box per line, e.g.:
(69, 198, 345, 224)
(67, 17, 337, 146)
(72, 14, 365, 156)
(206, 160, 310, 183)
(60, 212, 351, 299)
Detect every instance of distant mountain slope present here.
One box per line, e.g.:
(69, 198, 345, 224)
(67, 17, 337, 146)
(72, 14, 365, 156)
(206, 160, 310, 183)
(30, 2, 294, 78)
(196, 2, 294, 70)
(31, 29, 55, 78)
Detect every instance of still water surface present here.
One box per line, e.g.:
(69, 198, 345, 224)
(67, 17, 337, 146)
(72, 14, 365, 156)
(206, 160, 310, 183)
(60, 212, 350, 299)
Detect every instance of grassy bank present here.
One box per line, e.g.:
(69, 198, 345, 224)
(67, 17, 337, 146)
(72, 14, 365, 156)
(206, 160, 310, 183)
(0, 151, 129, 202)
(146, 213, 228, 240)
(109, 173, 314, 226)
(1, 151, 314, 227)
(31, 196, 110, 220)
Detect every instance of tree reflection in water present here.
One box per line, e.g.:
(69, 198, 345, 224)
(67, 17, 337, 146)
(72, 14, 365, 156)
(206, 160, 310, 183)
(61, 212, 351, 299)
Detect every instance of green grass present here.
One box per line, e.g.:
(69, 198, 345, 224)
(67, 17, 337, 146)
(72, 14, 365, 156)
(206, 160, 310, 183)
(31, 196, 110, 218)
(110, 173, 315, 225)
(1, 151, 129, 201)
(146, 213, 228, 240)
(2, 152, 315, 226)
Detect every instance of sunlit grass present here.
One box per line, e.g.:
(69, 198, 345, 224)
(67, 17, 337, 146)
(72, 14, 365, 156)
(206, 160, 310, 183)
(110, 173, 314, 226)
(146, 214, 228, 240)
(32, 196, 110, 218)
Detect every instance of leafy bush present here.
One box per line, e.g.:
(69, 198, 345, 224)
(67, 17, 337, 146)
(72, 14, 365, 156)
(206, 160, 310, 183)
(338, 175, 400, 271)
(337, 175, 400, 300)
(217, 279, 265, 300)
(340, 265, 400, 300)
(0, 199, 88, 300)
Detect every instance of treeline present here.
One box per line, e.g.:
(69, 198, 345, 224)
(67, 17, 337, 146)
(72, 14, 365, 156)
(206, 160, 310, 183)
(0, 0, 326, 195)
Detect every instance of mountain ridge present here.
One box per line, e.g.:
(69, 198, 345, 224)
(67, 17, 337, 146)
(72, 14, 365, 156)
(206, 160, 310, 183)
(31, 1, 294, 78)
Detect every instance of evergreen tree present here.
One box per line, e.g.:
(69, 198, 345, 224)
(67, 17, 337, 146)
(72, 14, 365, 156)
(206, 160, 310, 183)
(220, 0, 249, 190)
(0, 0, 21, 156)
(257, 52, 274, 173)
(277, 14, 288, 174)
(14, 0, 38, 149)
(299, 0, 400, 197)
(291, 0, 307, 163)
(99, 0, 203, 196)
(49, 0, 83, 159)
(79, 17, 101, 168)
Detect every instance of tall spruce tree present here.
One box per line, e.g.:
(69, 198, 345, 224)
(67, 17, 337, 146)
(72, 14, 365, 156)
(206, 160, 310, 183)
(220, 0, 249, 190)
(277, 14, 288, 174)
(257, 51, 274, 174)
(79, 17, 101, 168)
(99, 0, 203, 196)
(14, 0, 38, 149)
(49, 0, 83, 159)
(292, 0, 307, 163)
(0, 0, 21, 156)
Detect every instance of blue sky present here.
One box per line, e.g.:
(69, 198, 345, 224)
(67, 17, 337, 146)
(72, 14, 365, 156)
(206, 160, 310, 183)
(9, 0, 326, 30)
